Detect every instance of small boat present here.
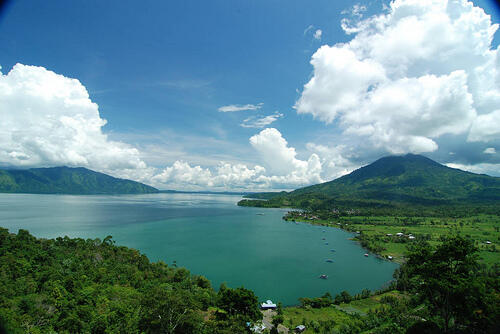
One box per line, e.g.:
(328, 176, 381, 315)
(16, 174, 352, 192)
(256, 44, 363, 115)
(364, 253, 369, 257)
(256, 213, 264, 216)
(325, 259, 334, 263)
(330, 249, 336, 252)
(319, 274, 328, 279)
(322, 237, 326, 240)
(322, 230, 326, 233)
(387, 256, 393, 260)
(324, 242, 329, 245)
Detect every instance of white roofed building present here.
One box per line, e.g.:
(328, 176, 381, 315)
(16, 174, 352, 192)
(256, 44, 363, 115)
(260, 300, 277, 310)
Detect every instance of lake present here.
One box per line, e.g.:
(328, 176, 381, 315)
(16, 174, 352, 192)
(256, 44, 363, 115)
(0, 192, 398, 306)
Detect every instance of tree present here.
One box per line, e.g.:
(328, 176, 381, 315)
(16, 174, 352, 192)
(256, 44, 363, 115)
(140, 287, 202, 334)
(340, 291, 352, 303)
(401, 236, 498, 333)
(217, 287, 260, 322)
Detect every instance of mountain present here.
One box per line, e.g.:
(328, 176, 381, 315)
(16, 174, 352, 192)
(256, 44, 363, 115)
(0, 166, 158, 194)
(239, 154, 500, 209)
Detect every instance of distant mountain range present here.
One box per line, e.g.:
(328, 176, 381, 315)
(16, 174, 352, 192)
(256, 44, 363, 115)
(240, 154, 500, 210)
(0, 167, 158, 195)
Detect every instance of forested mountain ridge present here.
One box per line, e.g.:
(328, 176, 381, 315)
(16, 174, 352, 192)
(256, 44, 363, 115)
(240, 154, 500, 210)
(0, 166, 158, 194)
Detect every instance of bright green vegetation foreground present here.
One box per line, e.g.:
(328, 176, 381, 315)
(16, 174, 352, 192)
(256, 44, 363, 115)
(0, 228, 260, 334)
(0, 166, 158, 194)
(1, 228, 499, 333)
(283, 212, 500, 266)
(283, 291, 406, 333)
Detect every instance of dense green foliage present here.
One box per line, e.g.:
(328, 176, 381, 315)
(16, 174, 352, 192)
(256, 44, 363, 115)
(0, 167, 158, 194)
(396, 236, 500, 333)
(240, 154, 500, 212)
(0, 228, 259, 333)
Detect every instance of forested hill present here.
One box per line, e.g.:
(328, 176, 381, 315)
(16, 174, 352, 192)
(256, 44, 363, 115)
(0, 166, 158, 194)
(239, 154, 500, 210)
(0, 228, 260, 333)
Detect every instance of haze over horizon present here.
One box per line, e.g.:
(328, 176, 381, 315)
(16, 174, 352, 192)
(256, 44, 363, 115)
(1, 0, 499, 191)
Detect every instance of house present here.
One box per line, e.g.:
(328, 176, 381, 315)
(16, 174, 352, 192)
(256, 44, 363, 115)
(408, 235, 416, 240)
(295, 325, 306, 332)
(396, 232, 404, 236)
(486, 241, 492, 244)
(260, 300, 277, 310)
(386, 233, 393, 236)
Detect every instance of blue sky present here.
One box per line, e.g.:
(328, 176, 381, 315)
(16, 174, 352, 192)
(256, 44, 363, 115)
(1, 0, 499, 190)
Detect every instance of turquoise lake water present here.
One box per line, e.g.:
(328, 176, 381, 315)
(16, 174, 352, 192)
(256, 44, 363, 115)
(0, 193, 398, 306)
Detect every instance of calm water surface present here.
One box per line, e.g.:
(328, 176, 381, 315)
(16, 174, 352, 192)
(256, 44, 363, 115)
(0, 193, 398, 305)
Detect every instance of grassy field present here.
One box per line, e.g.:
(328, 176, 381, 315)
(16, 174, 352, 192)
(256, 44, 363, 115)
(284, 213, 500, 265)
(283, 291, 405, 333)
(283, 304, 354, 332)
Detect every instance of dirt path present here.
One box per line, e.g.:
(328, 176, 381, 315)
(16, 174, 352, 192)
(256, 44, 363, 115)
(261, 309, 275, 329)
(261, 310, 290, 333)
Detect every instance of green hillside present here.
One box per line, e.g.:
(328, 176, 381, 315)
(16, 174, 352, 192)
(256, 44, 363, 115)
(239, 154, 500, 211)
(0, 167, 158, 195)
(0, 228, 260, 333)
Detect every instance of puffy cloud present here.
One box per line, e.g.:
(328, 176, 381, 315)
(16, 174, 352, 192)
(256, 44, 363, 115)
(483, 147, 496, 154)
(249, 128, 323, 185)
(151, 161, 268, 190)
(468, 109, 500, 142)
(446, 162, 500, 176)
(152, 161, 215, 187)
(296, 46, 386, 123)
(240, 112, 283, 128)
(313, 29, 322, 40)
(306, 143, 356, 179)
(151, 129, 330, 190)
(218, 103, 263, 112)
(0, 64, 336, 190)
(0, 64, 146, 172)
(295, 0, 500, 154)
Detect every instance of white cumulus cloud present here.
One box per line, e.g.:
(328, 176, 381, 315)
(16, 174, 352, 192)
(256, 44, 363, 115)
(446, 162, 500, 175)
(249, 128, 323, 185)
(483, 147, 496, 154)
(151, 129, 334, 190)
(295, 0, 500, 154)
(468, 109, 500, 142)
(0, 64, 147, 173)
(306, 143, 356, 180)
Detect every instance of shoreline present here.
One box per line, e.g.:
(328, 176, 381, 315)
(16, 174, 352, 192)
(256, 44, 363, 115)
(281, 215, 404, 264)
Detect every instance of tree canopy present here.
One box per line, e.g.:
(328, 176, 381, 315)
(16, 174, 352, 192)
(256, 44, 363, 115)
(0, 228, 259, 333)
(401, 235, 499, 333)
